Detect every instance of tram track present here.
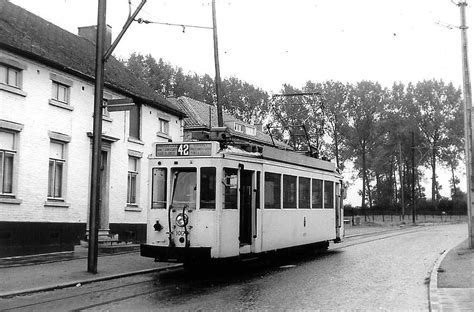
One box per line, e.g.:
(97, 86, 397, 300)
(333, 225, 438, 250)
(2, 224, 442, 311)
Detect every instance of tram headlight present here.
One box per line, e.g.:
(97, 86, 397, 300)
(175, 213, 188, 227)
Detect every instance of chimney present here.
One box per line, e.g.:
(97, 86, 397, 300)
(78, 25, 112, 49)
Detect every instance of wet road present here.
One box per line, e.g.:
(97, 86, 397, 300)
(1, 224, 466, 311)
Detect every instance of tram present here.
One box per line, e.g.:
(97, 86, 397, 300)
(140, 138, 344, 264)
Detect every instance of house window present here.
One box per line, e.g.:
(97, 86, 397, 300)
(127, 156, 139, 204)
(52, 81, 70, 104)
(245, 126, 256, 136)
(159, 118, 169, 135)
(234, 123, 244, 133)
(129, 104, 141, 139)
(102, 99, 110, 117)
(0, 130, 15, 196)
(48, 141, 66, 199)
(0, 64, 21, 88)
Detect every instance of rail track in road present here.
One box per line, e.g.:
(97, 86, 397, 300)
(1, 224, 453, 311)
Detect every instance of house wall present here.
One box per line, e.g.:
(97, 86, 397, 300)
(0, 50, 183, 256)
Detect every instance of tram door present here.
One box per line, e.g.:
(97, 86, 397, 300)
(239, 170, 254, 247)
(335, 182, 342, 240)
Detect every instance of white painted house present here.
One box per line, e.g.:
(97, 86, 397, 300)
(0, 0, 186, 257)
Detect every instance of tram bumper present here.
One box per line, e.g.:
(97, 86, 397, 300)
(140, 244, 211, 262)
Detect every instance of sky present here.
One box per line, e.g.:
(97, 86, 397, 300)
(9, 0, 471, 204)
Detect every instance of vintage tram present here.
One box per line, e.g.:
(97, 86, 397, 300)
(140, 140, 344, 264)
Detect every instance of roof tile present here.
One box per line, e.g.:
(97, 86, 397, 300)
(0, 0, 185, 117)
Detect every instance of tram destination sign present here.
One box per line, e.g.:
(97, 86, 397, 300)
(155, 143, 213, 157)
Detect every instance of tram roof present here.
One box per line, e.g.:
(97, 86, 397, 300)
(153, 141, 340, 174)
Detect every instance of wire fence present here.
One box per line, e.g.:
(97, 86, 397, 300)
(345, 214, 467, 226)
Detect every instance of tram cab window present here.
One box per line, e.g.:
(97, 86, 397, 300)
(151, 168, 167, 209)
(283, 175, 297, 209)
(171, 168, 196, 209)
(265, 172, 281, 209)
(312, 179, 323, 209)
(299, 177, 311, 209)
(200, 167, 216, 209)
(223, 168, 238, 209)
(324, 181, 334, 209)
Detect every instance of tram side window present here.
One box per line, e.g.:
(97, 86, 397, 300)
(299, 177, 311, 209)
(223, 168, 238, 209)
(264, 172, 281, 209)
(283, 175, 297, 208)
(200, 167, 216, 209)
(312, 179, 323, 209)
(324, 181, 334, 209)
(152, 168, 167, 209)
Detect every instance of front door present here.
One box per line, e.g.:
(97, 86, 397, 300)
(239, 170, 253, 247)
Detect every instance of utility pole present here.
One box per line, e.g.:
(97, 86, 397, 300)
(458, 0, 474, 248)
(212, 0, 224, 127)
(88, 0, 147, 273)
(88, 0, 107, 274)
(398, 140, 405, 221)
(412, 131, 416, 224)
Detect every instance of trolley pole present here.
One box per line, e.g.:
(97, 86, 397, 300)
(88, 0, 107, 274)
(458, 0, 474, 248)
(212, 0, 224, 127)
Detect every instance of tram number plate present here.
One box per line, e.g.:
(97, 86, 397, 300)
(155, 143, 212, 157)
(175, 230, 186, 236)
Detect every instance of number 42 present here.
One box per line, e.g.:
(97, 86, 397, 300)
(177, 144, 189, 156)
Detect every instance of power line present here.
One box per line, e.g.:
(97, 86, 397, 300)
(135, 17, 212, 32)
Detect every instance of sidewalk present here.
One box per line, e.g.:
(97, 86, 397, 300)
(429, 238, 474, 311)
(0, 246, 181, 298)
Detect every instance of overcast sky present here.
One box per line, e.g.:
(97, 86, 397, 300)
(10, 0, 470, 93)
(10, 0, 471, 203)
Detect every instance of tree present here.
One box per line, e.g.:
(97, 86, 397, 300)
(308, 80, 350, 169)
(345, 81, 386, 208)
(413, 80, 463, 206)
(221, 77, 271, 124)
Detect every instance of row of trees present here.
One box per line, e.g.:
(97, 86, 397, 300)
(123, 53, 465, 210)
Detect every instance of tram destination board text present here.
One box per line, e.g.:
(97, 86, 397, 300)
(155, 143, 213, 157)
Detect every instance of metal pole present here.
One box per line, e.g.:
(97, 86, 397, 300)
(412, 131, 416, 224)
(459, 0, 474, 248)
(104, 0, 147, 62)
(212, 0, 224, 127)
(398, 140, 405, 220)
(88, 0, 107, 273)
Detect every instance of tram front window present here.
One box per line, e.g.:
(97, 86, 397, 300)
(171, 168, 196, 209)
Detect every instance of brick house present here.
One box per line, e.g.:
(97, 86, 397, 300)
(0, 0, 186, 257)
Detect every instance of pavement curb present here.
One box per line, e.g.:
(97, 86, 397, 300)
(0, 264, 182, 299)
(428, 237, 466, 312)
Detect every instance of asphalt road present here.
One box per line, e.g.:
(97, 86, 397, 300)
(1, 223, 466, 311)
